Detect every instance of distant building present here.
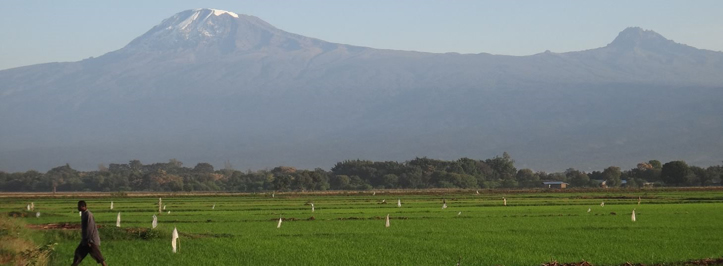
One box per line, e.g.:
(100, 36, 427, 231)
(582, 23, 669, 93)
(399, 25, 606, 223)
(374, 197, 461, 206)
(542, 181, 568, 189)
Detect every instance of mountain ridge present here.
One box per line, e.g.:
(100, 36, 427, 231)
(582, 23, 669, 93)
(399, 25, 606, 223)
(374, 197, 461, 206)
(1, 9, 722, 172)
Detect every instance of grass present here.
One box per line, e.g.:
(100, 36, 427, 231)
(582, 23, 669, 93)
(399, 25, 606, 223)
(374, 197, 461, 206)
(1, 189, 722, 265)
(0, 215, 55, 265)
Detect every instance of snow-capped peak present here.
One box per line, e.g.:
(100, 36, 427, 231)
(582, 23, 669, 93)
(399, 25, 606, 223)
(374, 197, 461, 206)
(156, 9, 243, 37)
(189, 8, 239, 18)
(126, 8, 285, 52)
(209, 8, 239, 18)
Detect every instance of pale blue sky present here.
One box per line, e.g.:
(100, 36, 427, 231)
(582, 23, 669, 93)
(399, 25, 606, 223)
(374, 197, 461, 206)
(1, 0, 722, 70)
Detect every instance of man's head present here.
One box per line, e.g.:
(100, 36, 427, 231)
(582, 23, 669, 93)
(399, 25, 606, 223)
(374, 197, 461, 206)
(77, 200, 87, 212)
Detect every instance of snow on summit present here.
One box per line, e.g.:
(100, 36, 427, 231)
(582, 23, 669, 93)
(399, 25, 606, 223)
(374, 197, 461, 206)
(178, 9, 239, 28)
(191, 8, 239, 18)
(148, 8, 244, 41)
(126, 8, 290, 52)
(210, 9, 239, 18)
(169, 8, 240, 30)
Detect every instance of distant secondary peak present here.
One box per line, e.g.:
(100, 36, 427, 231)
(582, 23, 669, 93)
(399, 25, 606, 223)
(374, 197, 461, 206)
(618, 27, 664, 38)
(608, 27, 671, 48)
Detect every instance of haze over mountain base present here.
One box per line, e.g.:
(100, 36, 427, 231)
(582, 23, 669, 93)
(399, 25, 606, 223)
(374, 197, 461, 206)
(1, 9, 722, 172)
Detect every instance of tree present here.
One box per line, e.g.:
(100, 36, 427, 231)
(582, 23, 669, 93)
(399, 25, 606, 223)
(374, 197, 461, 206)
(272, 175, 292, 191)
(293, 172, 314, 191)
(272, 166, 297, 175)
(193, 163, 215, 173)
(129, 160, 143, 172)
(330, 175, 351, 190)
(457, 158, 481, 176)
(46, 164, 78, 193)
(348, 175, 371, 190)
(382, 174, 399, 189)
(398, 171, 424, 188)
(515, 169, 539, 188)
(226, 171, 248, 191)
(168, 158, 183, 167)
(688, 166, 708, 186)
(457, 174, 478, 188)
(4, 155, 720, 192)
(626, 178, 646, 188)
(661, 161, 689, 186)
(602, 166, 622, 187)
(706, 165, 723, 186)
(500, 177, 518, 188)
(485, 152, 516, 180)
(566, 169, 590, 187)
(636, 163, 653, 171)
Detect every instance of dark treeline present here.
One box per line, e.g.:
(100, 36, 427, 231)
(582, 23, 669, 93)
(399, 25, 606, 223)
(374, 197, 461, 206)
(0, 153, 721, 192)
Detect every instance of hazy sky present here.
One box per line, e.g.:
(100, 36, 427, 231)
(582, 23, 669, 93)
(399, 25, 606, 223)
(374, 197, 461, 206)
(1, 0, 722, 70)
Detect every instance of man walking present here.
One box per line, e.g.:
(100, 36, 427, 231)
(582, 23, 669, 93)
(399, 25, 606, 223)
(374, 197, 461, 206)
(73, 201, 107, 266)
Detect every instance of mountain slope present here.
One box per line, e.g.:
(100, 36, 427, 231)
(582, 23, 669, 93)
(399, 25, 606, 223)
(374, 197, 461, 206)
(1, 9, 722, 172)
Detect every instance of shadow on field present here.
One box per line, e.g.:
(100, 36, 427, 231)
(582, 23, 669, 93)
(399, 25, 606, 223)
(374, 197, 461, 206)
(542, 258, 723, 266)
(7, 211, 63, 218)
(25, 223, 232, 241)
(26, 224, 169, 240)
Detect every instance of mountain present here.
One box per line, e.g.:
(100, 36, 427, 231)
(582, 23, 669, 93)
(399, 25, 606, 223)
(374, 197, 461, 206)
(1, 9, 722, 172)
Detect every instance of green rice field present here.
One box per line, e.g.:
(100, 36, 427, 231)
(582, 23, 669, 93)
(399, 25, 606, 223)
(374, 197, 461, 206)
(2, 189, 723, 265)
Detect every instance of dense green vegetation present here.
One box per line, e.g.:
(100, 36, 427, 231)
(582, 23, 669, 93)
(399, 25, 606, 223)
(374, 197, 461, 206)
(1, 153, 721, 192)
(2, 190, 722, 265)
(0, 215, 54, 265)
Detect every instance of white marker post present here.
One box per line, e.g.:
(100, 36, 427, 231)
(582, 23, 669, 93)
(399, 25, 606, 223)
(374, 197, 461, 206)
(172, 227, 179, 253)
